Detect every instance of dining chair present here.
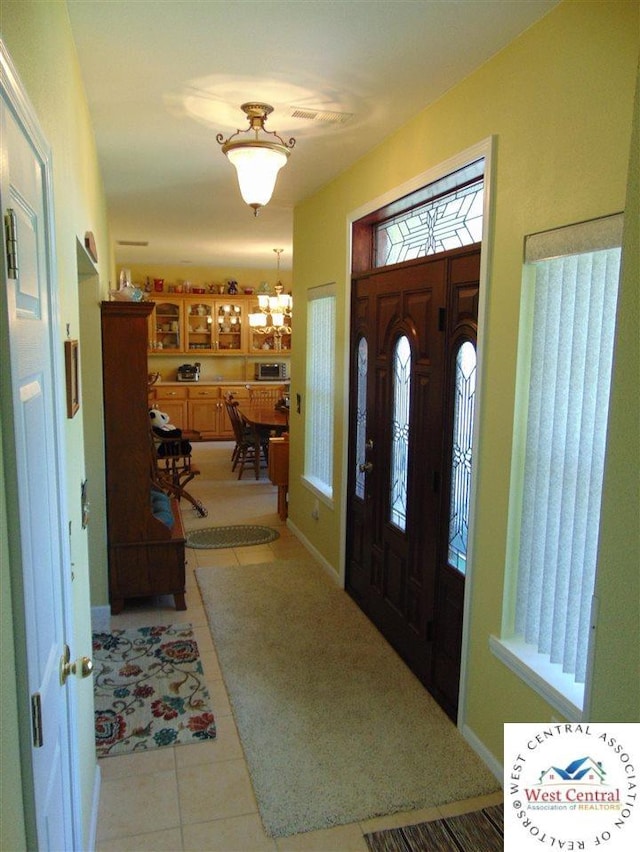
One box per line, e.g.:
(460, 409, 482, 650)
(247, 386, 281, 405)
(224, 398, 266, 480)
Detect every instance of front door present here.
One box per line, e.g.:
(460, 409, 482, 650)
(346, 244, 479, 720)
(1, 46, 79, 848)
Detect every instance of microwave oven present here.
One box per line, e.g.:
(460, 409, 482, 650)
(255, 362, 288, 381)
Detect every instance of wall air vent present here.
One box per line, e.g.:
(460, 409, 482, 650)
(289, 107, 353, 125)
(116, 240, 149, 247)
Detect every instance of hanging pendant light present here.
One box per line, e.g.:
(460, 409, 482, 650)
(217, 103, 295, 216)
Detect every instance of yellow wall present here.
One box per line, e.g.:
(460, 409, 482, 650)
(1, 0, 111, 847)
(590, 61, 639, 721)
(290, 0, 639, 764)
(127, 262, 293, 293)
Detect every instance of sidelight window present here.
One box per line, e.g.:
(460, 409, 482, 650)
(390, 335, 411, 530)
(448, 341, 477, 575)
(355, 337, 368, 500)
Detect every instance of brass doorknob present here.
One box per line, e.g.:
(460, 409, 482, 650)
(358, 461, 373, 474)
(59, 645, 94, 685)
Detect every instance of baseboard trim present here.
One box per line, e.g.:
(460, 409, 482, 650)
(91, 605, 111, 632)
(461, 722, 504, 786)
(88, 761, 101, 852)
(286, 519, 341, 587)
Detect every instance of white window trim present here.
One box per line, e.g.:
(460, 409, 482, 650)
(490, 636, 584, 721)
(495, 212, 623, 720)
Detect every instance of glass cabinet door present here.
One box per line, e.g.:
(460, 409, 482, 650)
(150, 300, 183, 352)
(186, 301, 215, 352)
(214, 302, 244, 353)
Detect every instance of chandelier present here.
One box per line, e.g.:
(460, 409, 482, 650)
(217, 103, 295, 216)
(248, 249, 292, 350)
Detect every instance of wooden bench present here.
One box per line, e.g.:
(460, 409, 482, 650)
(109, 496, 186, 615)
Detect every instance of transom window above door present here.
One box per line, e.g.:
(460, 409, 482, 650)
(375, 159, 484, 266)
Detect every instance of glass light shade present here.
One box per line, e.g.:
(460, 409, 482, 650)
(249, 313, 267, 328)
(225, 143, 289, 209)
(271, 312, 285, 327)
(258, 294, 270, 310)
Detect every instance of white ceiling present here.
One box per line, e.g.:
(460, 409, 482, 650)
(67, 0, 558, 271)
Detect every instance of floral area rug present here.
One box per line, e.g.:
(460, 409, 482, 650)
(92, 623, 216, 757)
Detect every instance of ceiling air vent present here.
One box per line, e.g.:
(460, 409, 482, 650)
(289, 107, 353, 125)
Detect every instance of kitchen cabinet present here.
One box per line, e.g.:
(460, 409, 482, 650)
(149, 382, 285, 440)
(186, 385, 221, 439)
(187, 384, 251, 439)
(149, 299, 183, 351)
(149, 385, 188, 430)
(149, 295, 251, 355)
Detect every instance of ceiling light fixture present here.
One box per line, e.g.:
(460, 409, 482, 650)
(217, 103, 295, 216)
(248, 249, 292, 349)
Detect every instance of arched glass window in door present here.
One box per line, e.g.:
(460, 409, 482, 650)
(390, 335, 411, 530)
(355, 337, 368, 499)
(448, 340, 477, 574)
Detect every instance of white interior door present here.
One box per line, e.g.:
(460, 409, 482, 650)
(1, 46, 79, 849)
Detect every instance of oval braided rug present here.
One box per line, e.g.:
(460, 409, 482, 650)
(186, 525, 279, 549)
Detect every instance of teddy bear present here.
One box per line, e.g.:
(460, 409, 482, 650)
(149, 409, 192, 456)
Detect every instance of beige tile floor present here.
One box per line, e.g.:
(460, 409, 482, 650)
(95, 442, 502, 851)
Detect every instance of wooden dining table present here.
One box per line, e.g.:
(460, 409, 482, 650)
(237, 404, 289, 433)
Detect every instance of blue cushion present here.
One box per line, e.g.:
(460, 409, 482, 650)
(150, 489, 174, 528)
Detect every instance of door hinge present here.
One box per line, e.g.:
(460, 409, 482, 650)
(4, 208, 18, 279)
(31, 692, 43, 748)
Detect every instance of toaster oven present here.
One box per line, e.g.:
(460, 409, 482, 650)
(255, 362, 288, 381)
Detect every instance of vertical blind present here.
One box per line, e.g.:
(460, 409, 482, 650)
(515, 216, 622, 685)
(304, 287, 336, 495)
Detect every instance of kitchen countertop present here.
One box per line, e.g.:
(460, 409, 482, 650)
(152, 380, 289, 387)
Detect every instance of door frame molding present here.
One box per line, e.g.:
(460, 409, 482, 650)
(343, 136, 496, 728)
(1, 39, 82, 848)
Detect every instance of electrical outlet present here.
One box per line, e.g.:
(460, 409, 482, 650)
(311, 499, 320, 520)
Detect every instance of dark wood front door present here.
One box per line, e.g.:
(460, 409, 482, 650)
(346, 244, 479, 720)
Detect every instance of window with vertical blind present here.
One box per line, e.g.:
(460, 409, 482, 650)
(491, 213, 623, 719)
(303, 284, 336, 499)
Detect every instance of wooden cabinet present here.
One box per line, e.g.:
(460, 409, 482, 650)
(149, 385, 188, 430)
(186, 385, 221, 439)
(149, 295, 251, 355)
(186, 384, 251, 439)
(101, 301, 186, 614)
(186, 299, 246, 353)
(148, 381, 285, 439)
(149, 299, 183, 352)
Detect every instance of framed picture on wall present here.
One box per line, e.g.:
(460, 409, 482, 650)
(64, 339, 80, 418)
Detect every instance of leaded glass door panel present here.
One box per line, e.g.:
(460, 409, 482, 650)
(346, 244, 480, 721)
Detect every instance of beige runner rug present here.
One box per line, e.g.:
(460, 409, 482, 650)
(196, 559, 500, 837)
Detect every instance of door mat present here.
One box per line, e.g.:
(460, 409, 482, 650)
(365, 803, 503, 851)
(186, 524, 279, 549)
(92, 623, 216, 757)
